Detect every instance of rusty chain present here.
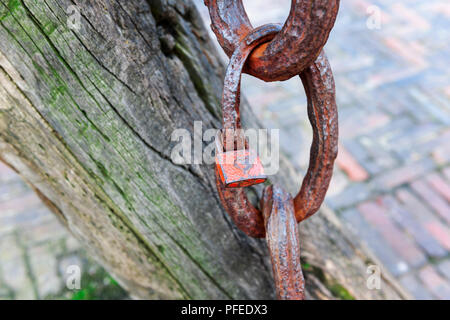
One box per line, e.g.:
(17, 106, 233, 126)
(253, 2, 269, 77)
(206, 0, 340, 81)
(206, 0, 340, 300)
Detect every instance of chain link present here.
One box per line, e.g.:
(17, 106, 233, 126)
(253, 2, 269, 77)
(207, 0, 340, 300)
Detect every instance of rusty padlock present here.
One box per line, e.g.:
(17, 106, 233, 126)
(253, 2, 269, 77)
(215, 129, 266, 188)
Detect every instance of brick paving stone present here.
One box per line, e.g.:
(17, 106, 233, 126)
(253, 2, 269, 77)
(410, 180, 450, 225)
(444, 167, 450, 182)
(0, 192, 43, 215)
(0, 162, 17, 182)
(29, 244, 62, 298)
(409, 88, 450, 126)
(21, 218, 68, 246)
(386, 123, 442, 150)
(432, 143, 450, 165)
(363, 117, 415, 144)
(327, 183, 371, 210)
(0, 234, 22, 262)
(340, 111, 391, 139)
(357, 137, 398, 168)
(0, 180, 29, 202)
(387, 124, 442, 159)
(341, 209, 409, 277)
(426, 172, 450, 202)
(396, 188, 450, 251)
(396, 188, 440, 222)
(0, 207, 49, 230)
(327, 169, 351, 197)
(437, 260, 450, 282)
(360, 160, 385, 176)
(424, 221, 450, 252)
(391, 91, 430, 122)
(413, 129, 450, 156)
(383, 37, 427, 68)
(342, 139, 370, 164)
(358, 201, 427, 268)
(1, 256, 36, 300)
(279, 124, 309, 168)
(0, 234, 36, 299)
(380, 196, 447, 258)
(336, 144, 369, 182)
(371, 159, 434, 190)
(418, 266, 450, 300)
(399, 274, 434, 300)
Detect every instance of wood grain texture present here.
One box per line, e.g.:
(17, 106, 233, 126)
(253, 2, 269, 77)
(0, 0, 409, 299)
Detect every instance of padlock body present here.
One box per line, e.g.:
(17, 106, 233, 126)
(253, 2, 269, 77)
(216, 149, 267, 188)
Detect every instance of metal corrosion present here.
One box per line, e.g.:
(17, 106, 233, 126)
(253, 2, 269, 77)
(205, 0, 340, 81)
(208, 0, 340, 300)
(262, 185, 305, 300)
(215, 26, 338, 235)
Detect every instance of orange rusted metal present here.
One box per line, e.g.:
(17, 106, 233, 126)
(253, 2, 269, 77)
(215, 24, 338, 229)
(205, 0, 340, 81)
(262, 185, 305, 300)
(207, 0, 340, 300)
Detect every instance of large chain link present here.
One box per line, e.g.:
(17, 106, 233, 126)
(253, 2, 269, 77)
(205, 0, 340, 81)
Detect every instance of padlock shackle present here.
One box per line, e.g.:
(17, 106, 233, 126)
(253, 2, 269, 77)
(216, 128, 250, 153)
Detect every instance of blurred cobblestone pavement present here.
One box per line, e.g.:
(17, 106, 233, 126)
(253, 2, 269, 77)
(194, 0, 450, 299)
(0, 162, 126, 299)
